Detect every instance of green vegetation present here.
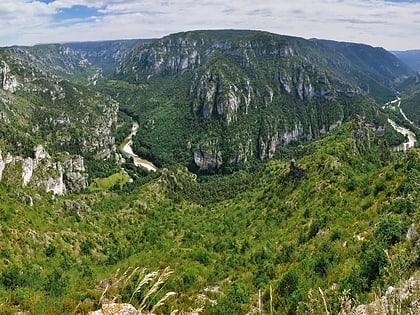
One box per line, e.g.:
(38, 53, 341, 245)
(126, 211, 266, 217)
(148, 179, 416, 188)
(0, 120, 418, 314)
(1, 30, 419, 314)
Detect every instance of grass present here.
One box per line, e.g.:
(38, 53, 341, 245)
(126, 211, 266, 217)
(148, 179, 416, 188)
(88, 172, 130, 192)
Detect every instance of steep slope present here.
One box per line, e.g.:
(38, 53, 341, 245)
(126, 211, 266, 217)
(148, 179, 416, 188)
(393, 49, 420, 71)
(313, 39, 413, 100)
(65, 39, 153, 76)
(0, 47, 119, 193)
(7, 44, 101, 85)
(394, 72, 420, 129)
(106, 30, 409, 172)
(0, 119, 418, 314)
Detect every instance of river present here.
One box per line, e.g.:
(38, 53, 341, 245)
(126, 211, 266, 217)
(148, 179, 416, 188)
(120, 122, 158, 172)
(385, 97, 417, 152)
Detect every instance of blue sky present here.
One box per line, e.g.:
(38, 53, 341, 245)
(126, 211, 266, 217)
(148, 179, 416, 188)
(1, 0, 419, 49)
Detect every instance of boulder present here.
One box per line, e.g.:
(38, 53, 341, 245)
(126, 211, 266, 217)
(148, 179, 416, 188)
(407, 223, 419, 241)
(89, 303, 137, 315)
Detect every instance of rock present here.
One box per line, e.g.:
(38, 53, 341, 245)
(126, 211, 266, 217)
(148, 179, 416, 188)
(0, 60, 20, 93)
(89, 303, 138, 315)
(45, 168, 66, 195)
(64, 200, 90, 214)
(22, 157, 34, 186)
(65, 172, 88, 193)
(407, 224, 418, 241)
(194, 147, 222, 171)
(0, 112, 9, 124)
(0, 150, 4, 181)
(34, 144, 50, 160)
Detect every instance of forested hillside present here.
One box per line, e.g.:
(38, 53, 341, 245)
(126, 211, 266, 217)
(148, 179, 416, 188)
(0, 119, 419, 314)
(100, 30, 413, 173)
(0, 30, 419, 314)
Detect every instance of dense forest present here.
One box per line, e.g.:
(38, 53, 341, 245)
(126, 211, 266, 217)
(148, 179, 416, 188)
(0, 30, 419, 314)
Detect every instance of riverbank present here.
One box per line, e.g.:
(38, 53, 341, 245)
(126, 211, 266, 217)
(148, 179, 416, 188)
(385, 97, 417, 152)
(120, 122, 158, 172)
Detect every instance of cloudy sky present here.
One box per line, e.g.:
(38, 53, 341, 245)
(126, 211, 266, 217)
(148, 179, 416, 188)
(1, 0, 420, 50)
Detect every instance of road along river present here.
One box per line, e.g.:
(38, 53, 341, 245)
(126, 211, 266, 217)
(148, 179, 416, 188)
(120, 122, 158, 172)
(384, 97, 417, 152)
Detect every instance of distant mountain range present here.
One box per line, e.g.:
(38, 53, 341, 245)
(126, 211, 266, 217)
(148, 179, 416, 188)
(393, 49, 420, 71)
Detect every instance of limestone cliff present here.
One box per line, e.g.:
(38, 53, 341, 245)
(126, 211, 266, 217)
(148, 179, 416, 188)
(110, 30, 408, 171)
(0, 145, 87, 195)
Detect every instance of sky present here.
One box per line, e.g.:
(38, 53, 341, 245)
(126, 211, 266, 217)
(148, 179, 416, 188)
(1, 0, 420, 50)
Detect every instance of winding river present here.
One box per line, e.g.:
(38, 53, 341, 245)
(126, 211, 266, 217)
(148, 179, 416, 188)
(385, 97, 417, 152)
(120, 122, 158, 172)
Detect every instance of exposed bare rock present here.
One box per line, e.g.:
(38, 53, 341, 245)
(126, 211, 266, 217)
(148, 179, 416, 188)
(0, 60, 20, 93)
(194, 146, 223, 171)
(0, 150, 4, 181)
(89, 303, 137, 315)
(355, 276, 420, 315)
(65, 172, 87, 193)
(407, 223, 419, 241)
(22, 157, 34, 186)
(64, 199, 90, 214)
(44, 167, 66, 195)
(0, 111, 9, 124)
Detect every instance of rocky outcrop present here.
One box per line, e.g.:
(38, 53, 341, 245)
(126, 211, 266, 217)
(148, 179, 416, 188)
(0, 145, 87, 195)
(89, 303, 137, 315)
(259, 123, 308, 159)
(355, 276, 420, 315)
(0, 112, 9, 124)
(194, 145, 223, 171)
(0, 60, 20, 93)
(44, 168, 65, 195)
(407, 223, 419, 241)
(22, 157, 34, 186)
(192, 70, 253, 124)
(0, 150, 4, 181)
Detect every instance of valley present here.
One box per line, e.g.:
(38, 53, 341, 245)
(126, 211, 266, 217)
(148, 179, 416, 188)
(120, 121, 157, 172)
(385, 97, 418, 151)
(0, 30, 419, 315)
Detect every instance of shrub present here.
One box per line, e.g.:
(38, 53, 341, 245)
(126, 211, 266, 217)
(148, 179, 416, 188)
(392, 198, 414, 215)
(0, 265, 26, 290)
(278, 269, 300, 297)
(359, 242, 387, 288)
(374, 215, 403, 246)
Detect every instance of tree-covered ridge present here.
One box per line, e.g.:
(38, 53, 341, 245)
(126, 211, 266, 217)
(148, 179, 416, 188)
(0, 119, 418, 314)
(117, 30, 412, 102)
(96, 30, 412, 173)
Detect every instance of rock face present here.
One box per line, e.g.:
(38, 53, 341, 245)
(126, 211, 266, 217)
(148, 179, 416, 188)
(194, 146, 223, 171)
(0, 60, 20, 93)
(0, 145, 88, 195)
(0, 150, 5, 180)
(112, 30, 404, 171)
(407, 223, 419, 241)
(89, 303, 138, 315)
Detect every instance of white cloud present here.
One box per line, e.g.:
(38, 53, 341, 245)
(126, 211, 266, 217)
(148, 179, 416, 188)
(1, 0, 419, 49)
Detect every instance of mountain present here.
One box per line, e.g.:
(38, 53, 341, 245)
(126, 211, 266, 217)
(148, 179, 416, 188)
(0, 30, 419, 314)
(103, 30, 411, 173)
(0, 46, 119, 193)
(313, 39, 413, 96)
(65, 39, 153, 76)
(393, 49, 420, 71)
(6, 44, 101, 85)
